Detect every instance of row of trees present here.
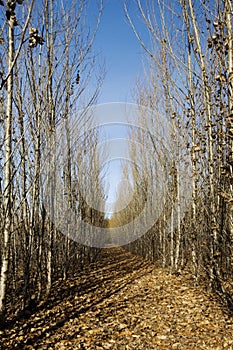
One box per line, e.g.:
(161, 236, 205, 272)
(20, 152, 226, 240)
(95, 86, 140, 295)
(1, 0, 232, 326)
(111, 0, 233, 310)
(0, 0, 106, 326)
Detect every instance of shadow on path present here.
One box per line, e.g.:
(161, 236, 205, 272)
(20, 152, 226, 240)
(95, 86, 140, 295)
(1, 247, 153, 349)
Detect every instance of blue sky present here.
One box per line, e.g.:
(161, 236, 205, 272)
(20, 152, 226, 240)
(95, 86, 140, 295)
(93, 0, 145, 104)
(89, 0, 147, 214)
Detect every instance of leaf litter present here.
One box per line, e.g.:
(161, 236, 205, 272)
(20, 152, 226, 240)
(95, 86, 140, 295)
(1, 247, 233, 349)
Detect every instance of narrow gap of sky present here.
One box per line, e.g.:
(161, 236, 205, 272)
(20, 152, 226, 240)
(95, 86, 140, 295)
(89, 0, 147, 215)
(93, 0, 145, 104)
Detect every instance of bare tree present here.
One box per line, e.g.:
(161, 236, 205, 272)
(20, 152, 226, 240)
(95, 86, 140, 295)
(0, 0, 35, 326)
(124, 0, 233, 309)
(0, 0, 104, 323)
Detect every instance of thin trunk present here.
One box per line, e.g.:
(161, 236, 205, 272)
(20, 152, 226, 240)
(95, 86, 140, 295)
(0, 13, 14, 325)
(170, 207, 174, 268)
(181, 0, 198, 279)
(15, 70, 30, 309)
(187, 0, 218, 288)
(174, 166, 181, 270)
(45, 0, 55, 296)
(226, 0, 233, 272)
(63, 17, 72, 279)
(28, 49, 42, 300)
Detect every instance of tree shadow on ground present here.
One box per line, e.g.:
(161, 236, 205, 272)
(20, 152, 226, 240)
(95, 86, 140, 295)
(1, 247, 154, 349)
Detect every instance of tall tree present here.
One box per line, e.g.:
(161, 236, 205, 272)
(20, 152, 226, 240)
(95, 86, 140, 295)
(124, 0, 233, 309)
(0, 0, 34, 326)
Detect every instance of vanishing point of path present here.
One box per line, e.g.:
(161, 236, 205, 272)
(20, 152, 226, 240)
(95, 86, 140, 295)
(1, 247, 233, 349)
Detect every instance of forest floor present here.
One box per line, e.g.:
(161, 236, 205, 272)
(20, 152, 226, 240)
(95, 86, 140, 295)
(1, 247, 233, 350)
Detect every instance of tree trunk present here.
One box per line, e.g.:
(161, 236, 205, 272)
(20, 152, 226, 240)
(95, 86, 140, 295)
(0, 13, 14, 326)
(226, 0, 233, 273)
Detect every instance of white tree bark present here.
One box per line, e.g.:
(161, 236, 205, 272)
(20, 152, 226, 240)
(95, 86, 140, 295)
(0, 12, 14, 325)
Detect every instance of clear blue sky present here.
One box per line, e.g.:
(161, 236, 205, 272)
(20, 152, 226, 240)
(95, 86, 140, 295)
(93, 0, 145, 104)
(90, 0, 147, 214)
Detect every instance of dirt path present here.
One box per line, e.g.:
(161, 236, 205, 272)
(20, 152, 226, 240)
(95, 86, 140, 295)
(1, 247, 233, 349)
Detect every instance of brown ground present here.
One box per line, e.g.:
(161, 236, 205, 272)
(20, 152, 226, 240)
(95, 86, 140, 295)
(1, 247, 233, 349)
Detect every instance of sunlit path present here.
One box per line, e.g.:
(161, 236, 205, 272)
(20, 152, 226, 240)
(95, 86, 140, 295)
(1, 247, 233, 349)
